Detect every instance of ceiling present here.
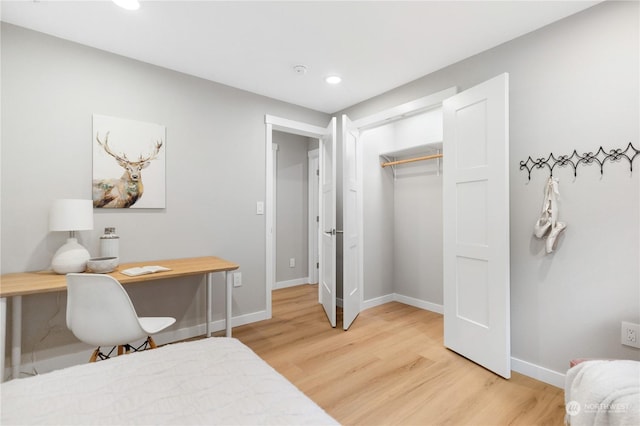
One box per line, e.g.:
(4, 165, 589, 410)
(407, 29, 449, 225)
(1, 0, 601, 113)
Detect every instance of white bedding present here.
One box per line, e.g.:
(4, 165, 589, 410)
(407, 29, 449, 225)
(565, 360, 640, 426)
(1, 338, 339, 425)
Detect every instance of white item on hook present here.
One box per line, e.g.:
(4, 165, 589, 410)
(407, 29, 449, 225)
(546, 221, 566, 254)
(533, 176, 567, 253)
(533, 177, 555, 238)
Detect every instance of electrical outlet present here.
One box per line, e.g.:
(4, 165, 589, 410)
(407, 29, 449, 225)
(289, 258, 295, 268)
(233, 272, 242, 287)
(621, 321, 640, 348)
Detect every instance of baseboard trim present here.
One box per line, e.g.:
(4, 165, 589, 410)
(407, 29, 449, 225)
(8, 310, 271, 380)
(511, 356, 565, 389)
(274, 277, 310, 290)
(231, 310, 270, 328)
(362, 294, 395, 310)
(393, 294, 443, 314)
(362, 293, 443, 314)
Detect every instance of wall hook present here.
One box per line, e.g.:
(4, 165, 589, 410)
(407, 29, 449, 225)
(519, 142, 639, 181)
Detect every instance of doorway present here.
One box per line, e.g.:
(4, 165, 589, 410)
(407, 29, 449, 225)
(272, 132, 318, 290)
(264, 115, 334, 321)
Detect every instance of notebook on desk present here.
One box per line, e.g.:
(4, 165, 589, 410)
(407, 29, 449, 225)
(120, 266, 171, 277)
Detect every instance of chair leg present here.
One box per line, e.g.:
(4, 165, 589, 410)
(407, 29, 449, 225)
(147, 336, 157, 349)
(89, 348, 100, 363)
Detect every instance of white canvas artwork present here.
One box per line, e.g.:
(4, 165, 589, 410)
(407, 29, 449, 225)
(92, 114, 166, 209)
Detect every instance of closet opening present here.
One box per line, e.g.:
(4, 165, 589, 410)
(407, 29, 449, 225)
(344, 74, 511, 378)
(340, 87, 457, 330)
(359, 107, 445, 314)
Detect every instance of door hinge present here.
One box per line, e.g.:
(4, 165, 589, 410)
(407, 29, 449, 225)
(316, 169, 319, 176)
(316, 262, 319, 269)
(316, 215, 319, 223)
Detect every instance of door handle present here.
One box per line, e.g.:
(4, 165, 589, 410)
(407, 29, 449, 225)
(323, 229, 343, 235)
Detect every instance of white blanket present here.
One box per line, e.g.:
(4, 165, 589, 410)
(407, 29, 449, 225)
(1, 338, 338, 426)
(565, 360, 640, 425)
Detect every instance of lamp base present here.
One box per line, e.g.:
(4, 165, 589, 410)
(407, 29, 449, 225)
(51, 238, 91, 274)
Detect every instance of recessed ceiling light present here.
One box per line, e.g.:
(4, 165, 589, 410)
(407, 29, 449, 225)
(113, 0, 140, 11)
(293, 65, 308, 75)
(325, 75, 342, 85)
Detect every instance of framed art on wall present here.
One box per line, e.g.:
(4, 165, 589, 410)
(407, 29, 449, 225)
(92, 114, 166, 209)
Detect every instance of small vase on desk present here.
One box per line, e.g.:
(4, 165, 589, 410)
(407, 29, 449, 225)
(100, 227, 119, 266)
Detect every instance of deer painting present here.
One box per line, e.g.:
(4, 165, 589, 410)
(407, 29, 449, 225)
(92, 131, 164, 208)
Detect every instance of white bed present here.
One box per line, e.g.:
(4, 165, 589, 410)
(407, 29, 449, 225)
(1, 337, 339, 425)
(565, 359, 640, 426)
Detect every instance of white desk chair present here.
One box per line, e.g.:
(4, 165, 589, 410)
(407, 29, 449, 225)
(66, 273, 176, 362)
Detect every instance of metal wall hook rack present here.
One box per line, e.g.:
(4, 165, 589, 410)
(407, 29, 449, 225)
(519, 142, 639, 181)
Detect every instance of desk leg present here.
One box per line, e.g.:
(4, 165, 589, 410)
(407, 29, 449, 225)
(206, 273, 212, 338)
(11, 295, 22, 380)
(225, 271, 232, 337)
(1, 297, 6, 382)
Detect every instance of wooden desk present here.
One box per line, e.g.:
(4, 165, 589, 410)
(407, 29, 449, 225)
(0, 256, 239, 381)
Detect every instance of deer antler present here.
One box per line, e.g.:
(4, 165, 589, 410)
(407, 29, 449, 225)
(137, 140, 163, 164)
(97, 132, 163, 165)
(96, 132, 130, 163)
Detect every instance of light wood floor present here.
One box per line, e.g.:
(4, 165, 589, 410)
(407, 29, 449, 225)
(230, 284, 566, 426)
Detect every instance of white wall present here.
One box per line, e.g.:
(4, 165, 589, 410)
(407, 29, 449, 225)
(274, 131, 309, 286)
(341, 0, 640, 379)
(1, 23, 329, 372)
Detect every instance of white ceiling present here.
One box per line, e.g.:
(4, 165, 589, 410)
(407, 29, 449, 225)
(1, 0, 601, 113)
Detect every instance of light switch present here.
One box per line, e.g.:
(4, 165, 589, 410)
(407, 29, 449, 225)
(256, 201, 264, 215)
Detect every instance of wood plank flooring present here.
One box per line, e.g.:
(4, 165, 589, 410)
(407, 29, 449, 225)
(230, 284, 566, 425)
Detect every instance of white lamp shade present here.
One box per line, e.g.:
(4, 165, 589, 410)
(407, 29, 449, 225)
(50, 199, 94, 231)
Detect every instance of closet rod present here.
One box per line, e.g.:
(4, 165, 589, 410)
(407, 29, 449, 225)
(381, 153, 443, 168)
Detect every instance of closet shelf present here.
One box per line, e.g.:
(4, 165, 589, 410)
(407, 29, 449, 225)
(380, 141, 442, 169)
(381, 153, 442, 168)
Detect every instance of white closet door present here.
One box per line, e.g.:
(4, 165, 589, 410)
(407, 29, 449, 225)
(442, 73, 510, 378)
(342, 114, 361, 330)
(319, 117, 337, 327)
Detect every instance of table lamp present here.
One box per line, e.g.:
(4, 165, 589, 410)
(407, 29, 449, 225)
(49, 199, 94, 274)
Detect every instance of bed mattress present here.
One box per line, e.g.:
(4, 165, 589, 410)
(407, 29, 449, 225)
(1, 337, 338, 425)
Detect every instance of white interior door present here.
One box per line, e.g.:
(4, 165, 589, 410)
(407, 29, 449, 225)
(442, 73, 511, 379)
(308, 150, 319, 285)
(319, 117, 337, 327)
(342, 114, 361, 330)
